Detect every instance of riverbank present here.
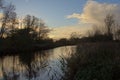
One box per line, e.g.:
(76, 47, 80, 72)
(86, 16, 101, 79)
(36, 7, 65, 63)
(62, 42, 120, 80)
(0, 42, 75, 56)
(0, 41, 119, 55)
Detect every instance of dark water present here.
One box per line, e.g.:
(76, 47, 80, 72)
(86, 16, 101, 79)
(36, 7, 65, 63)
(0, 46, 76, 80)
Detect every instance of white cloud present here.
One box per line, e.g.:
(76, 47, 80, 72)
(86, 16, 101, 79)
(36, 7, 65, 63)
(51, 1, 120, 39)
(67, 1, 120, 25)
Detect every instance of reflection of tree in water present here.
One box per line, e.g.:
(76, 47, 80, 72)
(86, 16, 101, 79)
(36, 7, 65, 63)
(19, 52, 35, 80)
(0, 56, 7, 80)
(0, 56, 20, 80)
(19, 51, 52, 80)
(0, 46, 74, 80)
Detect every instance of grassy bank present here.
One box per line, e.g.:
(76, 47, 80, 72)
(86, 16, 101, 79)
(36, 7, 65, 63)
(63, 42, 120, 80)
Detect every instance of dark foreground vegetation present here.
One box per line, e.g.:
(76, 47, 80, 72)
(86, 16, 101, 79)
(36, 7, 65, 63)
(62, 42, 120, 80)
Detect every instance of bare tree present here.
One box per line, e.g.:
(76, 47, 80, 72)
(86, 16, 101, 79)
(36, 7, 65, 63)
(23, 15, 50, 40)
(38, 19, 50, 39)
(0, 3, 17, 38)
(70, 32, 81, 39)
(23, 15, 39, 28)
(104, 14, 115, 36)
(92, 25, 102, 36)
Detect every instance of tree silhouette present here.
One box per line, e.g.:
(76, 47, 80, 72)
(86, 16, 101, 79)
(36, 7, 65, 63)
(104, 14, 115, 37)
(0, 3, 17, 38)
(23, 15, 50, 40)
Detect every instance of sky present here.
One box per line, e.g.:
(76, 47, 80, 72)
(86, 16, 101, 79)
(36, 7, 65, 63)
(7, 0, 120, 39)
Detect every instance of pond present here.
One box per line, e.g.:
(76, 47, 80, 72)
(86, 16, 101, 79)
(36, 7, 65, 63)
(0, 46, 76, 80)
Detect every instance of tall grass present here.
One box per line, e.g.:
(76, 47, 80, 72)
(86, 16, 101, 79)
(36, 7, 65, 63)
(62, 42, 120, 80)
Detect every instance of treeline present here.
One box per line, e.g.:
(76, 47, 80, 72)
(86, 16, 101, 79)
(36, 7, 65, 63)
(0, 1, 54, 53)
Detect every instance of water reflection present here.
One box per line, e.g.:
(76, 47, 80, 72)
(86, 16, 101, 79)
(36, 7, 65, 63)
(0, 56, 20, 80)
(0, 46, 76, 80)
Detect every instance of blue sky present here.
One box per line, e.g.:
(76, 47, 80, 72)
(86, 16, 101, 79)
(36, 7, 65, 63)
(7, 0, 120, 39)
(9, 0, 119, 27)
(9, 0, 85, 27)
(8, 0, 119, 27)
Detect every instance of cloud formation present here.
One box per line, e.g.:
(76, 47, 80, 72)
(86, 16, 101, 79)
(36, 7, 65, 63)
(67, 1, 120, 24)
(51, 1, 120, 39)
